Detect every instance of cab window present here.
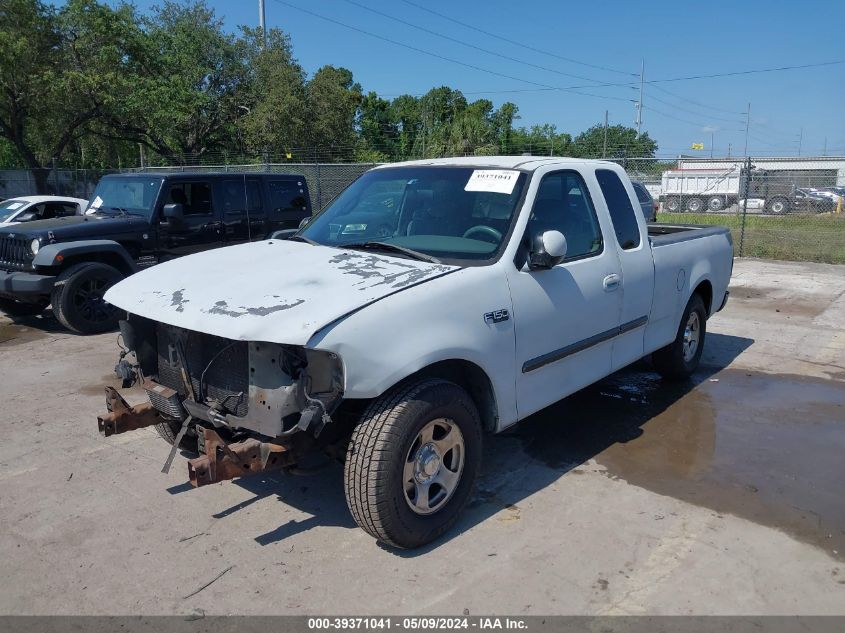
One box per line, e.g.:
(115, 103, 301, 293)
(165, 182, 213, 216)
(596, 169, 641, 250)
(221, 179, 263, 216)
(527, 171, 603, 261)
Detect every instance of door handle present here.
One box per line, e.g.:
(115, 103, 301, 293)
(603, 273, 621, 291)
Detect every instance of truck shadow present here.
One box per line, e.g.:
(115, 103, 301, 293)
(217, 332, 753, 553)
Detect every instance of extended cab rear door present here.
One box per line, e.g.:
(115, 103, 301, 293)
(506, 168, 623, 419)
(593, 167, 656, 370)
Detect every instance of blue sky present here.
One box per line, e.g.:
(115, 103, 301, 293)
(128, 0, 845, 157)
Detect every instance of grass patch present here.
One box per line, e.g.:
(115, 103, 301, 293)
(656, 212, 845, 264)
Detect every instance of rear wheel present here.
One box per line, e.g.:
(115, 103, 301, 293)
(686, 197, 704, 213)
(51, 262, 124, 334)
(0, 297, 49, 317)
(665, 196, 681, 212)
(653, 293, 707, 380)
(707, 196, 724, 212)
(344, 378, 482, 549)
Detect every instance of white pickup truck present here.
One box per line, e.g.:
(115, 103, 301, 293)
(98, 156, 733, 549)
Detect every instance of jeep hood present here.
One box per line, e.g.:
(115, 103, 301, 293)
(0, 214, 146, 240)
(105, 239, 458, 346)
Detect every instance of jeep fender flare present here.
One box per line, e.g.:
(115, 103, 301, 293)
(33, 240, 139, 275)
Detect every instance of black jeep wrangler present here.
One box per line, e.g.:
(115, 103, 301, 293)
(0, 172, 311, 333)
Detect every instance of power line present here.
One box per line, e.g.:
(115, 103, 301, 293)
(398, 0, 637, 77)
(342, 0, 621, 85)
(649, 84, 744, 115)
(272, 0, 635, 103)
(647, 93, 744, 125)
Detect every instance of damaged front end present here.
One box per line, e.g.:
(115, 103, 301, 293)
(98, 314, 344, 486)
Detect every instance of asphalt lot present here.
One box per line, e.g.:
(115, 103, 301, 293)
(0, 258, 843, 615)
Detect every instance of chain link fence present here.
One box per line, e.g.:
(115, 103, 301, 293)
(2, 155, 843, 263)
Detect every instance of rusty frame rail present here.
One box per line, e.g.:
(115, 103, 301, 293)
(188, 428, 296, 488)
(97, 387, 164, 437)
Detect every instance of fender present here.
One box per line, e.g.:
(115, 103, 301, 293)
(33, 240, 139, 273)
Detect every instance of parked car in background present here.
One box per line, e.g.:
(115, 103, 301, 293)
(631, 181, 658, 221)
(0, 196, 88, 227)
(793, 188, 835, 213)
(0, 172, 311, 330)
(97, 156, 732, 549)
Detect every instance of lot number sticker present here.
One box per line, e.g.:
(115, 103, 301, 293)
(464, 169, 520, 194)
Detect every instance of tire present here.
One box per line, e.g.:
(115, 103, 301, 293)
(665, 196, 681, 212)
(155, 419, 198, 452)
(685, 197, 704, 213)
(0, 297, 49, 317)
(344, 378, 482, 549)
(706, 196, 724, 212)
(766, 197, 790, 215)
(51, 262, 124, 334)
(652, 293, 707, 381)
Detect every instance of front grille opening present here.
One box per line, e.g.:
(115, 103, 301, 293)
(155, 325, 249, 417)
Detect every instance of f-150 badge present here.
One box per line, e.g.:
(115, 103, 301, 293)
(484, 309, 510, 324)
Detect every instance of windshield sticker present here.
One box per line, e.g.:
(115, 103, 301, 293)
(6, 202, 24, 210)
(464, 169, 520, 194)
(91, 196, 103, 208)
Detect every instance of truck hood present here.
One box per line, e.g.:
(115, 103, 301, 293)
(0, 214, 147, 240)
(105, 239, 459, 345)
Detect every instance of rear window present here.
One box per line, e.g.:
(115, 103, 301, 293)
(268, 180, 308, 218)
(221, 179, 263, 215)
(596, 169, 641, 250)
(633, 183, 652, 203)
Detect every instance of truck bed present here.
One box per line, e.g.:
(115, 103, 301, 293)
(648, 223, 732, 247)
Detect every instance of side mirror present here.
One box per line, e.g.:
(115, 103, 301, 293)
(162, 203, 184, 221)
(528, 230, 567, 270)
(269, 229, 298, 240)
(298, 216, 312, 229)
(16, 211, 39, 222)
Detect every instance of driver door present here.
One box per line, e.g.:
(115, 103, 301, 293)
(506, 170, 623, 419)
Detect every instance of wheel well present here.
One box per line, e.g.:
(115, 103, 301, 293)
(693, 279, 713, 316)
(58, 252, 133, 276)
(412, 359, 499, 433)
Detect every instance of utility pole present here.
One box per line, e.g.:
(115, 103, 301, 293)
(727, 143, 732, 158)
(258, 0, 266, 44)
(823, 137, 827, 156)
(797, 127, 803, 156)
(743, 102, 751, 156)
(603, 110, 608, 158)
(635, 60, 644, 136)
(710, 130, 714, 159)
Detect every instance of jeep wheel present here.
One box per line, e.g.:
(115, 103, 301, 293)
(344, 378, 482, 549)
(0, 297, 49, 317)
(653, 293, 707, 380)
(51, 262, 124, 334)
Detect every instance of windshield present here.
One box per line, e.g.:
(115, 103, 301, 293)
(87, 176, 164, 218)
(299, 166, 528, 263)
(0, 199, 29, 223)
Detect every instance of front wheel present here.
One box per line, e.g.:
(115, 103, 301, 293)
(652, 293, 707, 380)
(344, 378, 482, 549)
(766, 197, 790, 215)
(51, 262, 124, 334)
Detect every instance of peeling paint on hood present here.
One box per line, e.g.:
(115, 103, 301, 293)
(104, 240, 458, 345)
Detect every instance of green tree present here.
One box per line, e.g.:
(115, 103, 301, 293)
(106, 1, 242, 163)
(236, 27, 308, 160)
(570, 124, 657, 159)
(0, 0, 142, 191)
(355, 91, 397, 162)
(306, 65, 361, 161)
